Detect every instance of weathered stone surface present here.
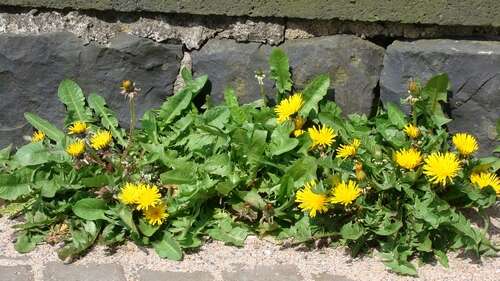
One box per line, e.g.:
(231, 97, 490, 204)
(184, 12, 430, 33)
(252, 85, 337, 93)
(43, 262, 126, 281)
(191, 39, 272, 104)
(2, 0, 500, 27)
(222, 264, 302, 281)
(0, 9, 284, 49)
(0, 32, 181, 149)
(192, 36, 383, 115)
(0, 265, 34, 281)
(380, 39, 500, 155)
(138, 270, 215, 281)
(281, 36, 384, 115)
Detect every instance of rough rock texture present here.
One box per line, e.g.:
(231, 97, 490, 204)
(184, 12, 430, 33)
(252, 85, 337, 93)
(2, 0, 500, 27)
(380, 40, 500, 155)
(192, 36, 384, 115)
(281, 36, 384, 115)
(0, 32, 181, 149)
(0, 9, 285, 49)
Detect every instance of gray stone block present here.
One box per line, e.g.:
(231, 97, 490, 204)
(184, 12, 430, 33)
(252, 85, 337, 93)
(43, 262, 126, 281)
(0, 32, 182, 149)
(222, 264, 303, 281)
(138, 270, 215, 281)
(380, 39, 500, 155)
(192, 36, 383, 115)
(0, 265, 34, 281)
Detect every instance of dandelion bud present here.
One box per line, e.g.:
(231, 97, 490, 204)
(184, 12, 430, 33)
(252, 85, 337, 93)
(121, 80, 134, 93)
(355, 162, 366, 181)
(408, 79, 419, 96)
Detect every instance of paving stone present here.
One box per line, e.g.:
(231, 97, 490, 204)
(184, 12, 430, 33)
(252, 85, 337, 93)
(0, 265, 34, 281)
(313, 273, 355, 281)
(222, 264, 303, 281)
(43, 262, 126, 281)
(138, 270, 215, 281)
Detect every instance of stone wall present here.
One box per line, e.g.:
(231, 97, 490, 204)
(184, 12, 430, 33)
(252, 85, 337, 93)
(0, 3, 499, 155)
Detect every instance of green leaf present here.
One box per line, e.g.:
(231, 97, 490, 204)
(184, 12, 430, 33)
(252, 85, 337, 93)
(422, 74, 451, 127)
(374, 221, 403, 236)
(180, 66, 193, 82)
(57, 221, 101, 261)
(14, 232, 39, 253)
(72, 198, 108, 220)
(387, 102, 407, 128)
(224, 87, 247, 124)
(384, 259, 418, 276)
(24, 113, 65, 144)
(57, 79, 92, 124)
(153, 231, 183, 261)
(13, 143, 70, 166)
(236, 189, 267, 210)
(38, 181, 60, 198)
(207, 224, 249, 247)
(114, 205, 139, 235)
(87, 93, 126, 146)
(0, 174, 31, 200)
(269, 48, 292, 95)
(299, 74, 330, 118)
(268, 122, 299, 156)
(159, 75, 207, 124)
(0, 145, 12, 161)
(340, 222, 364, 240)
(138, 218, 160, 237)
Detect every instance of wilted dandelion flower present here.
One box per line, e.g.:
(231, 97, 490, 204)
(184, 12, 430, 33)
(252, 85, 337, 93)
(295, 180, 328, 217)
(31, 131, 45, 143)
(452, 133, 478, 157)
(470, 172, 500, 196)
(68, 121, 88, 134)
(274, 93, 304, 123)
(143, 202, 169, 225)
(90, 130, 113, 150)
(330, 180, 362, 206)
(135, 184, 162, 210)
(394, 148, 422, 170)
(118, 183, 141, 205)
(308, 125, 336, 149)
(403, 124, 420, 139)
(293, 116, 306, 137)
(66, 139, 85, 157)
(336, 139, 361, 159)
(423, 152, 461, 186)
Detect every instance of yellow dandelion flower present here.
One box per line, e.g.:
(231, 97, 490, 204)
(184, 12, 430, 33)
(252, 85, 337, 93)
(293, 129, 305, 137)
(295, 180, 328, 217)
(118, 183, 141, 205)
(403, 124, 420, 139)
(31, 131, 45, 143)
(66, 139, 85, 157)
(394, 148, 422, 170)
(423, 152, 461, 186)
(336, 139, 361, 159)
(90, 130, 113, 150)
(308, 125, 336, 149)
(452, 133, 478, 157)
(470, 172, 500, 196)
(136, 184, 162, 210)
(274, 93, 304, 123)
(68, 121, 88, 134)
(330, 180, 362, 206)
(143, 202, 169, 225)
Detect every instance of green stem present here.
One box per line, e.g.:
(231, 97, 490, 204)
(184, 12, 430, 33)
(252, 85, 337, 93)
(121, 97, 136, 162)
(259, 83, 267, 105)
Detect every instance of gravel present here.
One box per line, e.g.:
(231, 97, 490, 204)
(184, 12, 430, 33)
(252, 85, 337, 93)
(1, 209, 499, 281)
